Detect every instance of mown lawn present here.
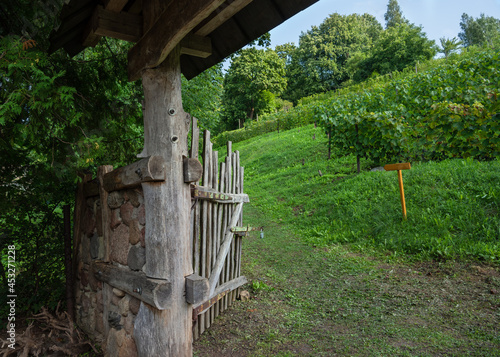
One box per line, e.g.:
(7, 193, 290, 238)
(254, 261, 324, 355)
(194, 124, 500, 356)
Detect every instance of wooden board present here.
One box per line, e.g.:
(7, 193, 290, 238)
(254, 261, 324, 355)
(384, 163, 411, 171)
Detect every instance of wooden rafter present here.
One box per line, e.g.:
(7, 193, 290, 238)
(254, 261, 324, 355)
(83, 5, 142, 45)
(128, 0, 225, 81)
(194, 0, 254, 37)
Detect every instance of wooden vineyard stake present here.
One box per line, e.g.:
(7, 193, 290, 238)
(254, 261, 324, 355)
(384, 163, 411, 220)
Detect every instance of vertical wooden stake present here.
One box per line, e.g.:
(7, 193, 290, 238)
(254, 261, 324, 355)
(384, 163, 411, 221)
(397, 170, 407, 220)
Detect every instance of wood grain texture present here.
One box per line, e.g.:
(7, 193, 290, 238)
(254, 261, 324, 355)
(103, 156, 166, 192)
(128, 0, 225, 81)
(92, 261, 172, 309)
(97, 166, 114, 340)
(384, 163, 411, 171)
(134, 45, 193, 357)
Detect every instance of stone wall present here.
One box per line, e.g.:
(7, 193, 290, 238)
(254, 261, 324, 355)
(75, 187, 146, 356)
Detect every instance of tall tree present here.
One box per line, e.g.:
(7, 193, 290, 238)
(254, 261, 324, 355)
(384, 0, 407, 29)
(181, 64, 223, 132)
(459, 13, 500, 47)
(439, 37, 463, 58)
(355, 23, 437, 80)
(284, 13, 382, 103)
(222, 48, 286, 130)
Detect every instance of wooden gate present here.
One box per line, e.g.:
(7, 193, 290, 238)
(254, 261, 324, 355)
(188, 117, 251, 339)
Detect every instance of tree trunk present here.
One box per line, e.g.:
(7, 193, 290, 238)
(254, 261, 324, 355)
(133, 45, 193, 357)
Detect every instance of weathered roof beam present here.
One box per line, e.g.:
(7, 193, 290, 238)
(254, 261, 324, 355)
(82, 5, 142, 46)
(180, 34, 212, 58)
(128, 0, 225, 81)
(104, 0, 129, 13)
(194, 0, 254, 37)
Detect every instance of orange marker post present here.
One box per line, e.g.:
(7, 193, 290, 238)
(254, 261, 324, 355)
(384, 163, 411, 220)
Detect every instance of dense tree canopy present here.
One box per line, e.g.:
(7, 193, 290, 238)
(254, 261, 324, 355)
(459, 13, 500, 47)
(354, 23, 437, 81)
(221, 47, 286, 130)
(284, 13, 383, 103)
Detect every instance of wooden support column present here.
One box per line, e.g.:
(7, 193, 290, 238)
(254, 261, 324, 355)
(133, 45, 193, 357)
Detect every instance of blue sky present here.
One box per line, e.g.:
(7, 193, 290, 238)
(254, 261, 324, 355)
(269, 0, 500, 47)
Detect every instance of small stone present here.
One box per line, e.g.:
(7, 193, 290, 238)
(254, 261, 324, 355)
(81, 293, 91, 312)
(239, 290, 251, 302)
(120, 202, 136, 226)
(128, 245, 146, 271)
(110, 209, 122, 230)
(118, 334, 138, 357)
(113, 288, 126, 297)
(118, 295, 130, 317)
(80, 269, 89, 287)
(125, 190, 141, 208)
(123, 314, 135, 335)
(95, 312, 104, 334)
(129, 297, 141, 315)
(129, 221, 141, 245)
(108, 311, 123, 330)
(112, 294, 122, 306)
(491, 288, 498, 295)
(108, 191, 125, 209)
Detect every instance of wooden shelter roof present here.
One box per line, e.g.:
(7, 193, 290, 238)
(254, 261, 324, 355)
(49, 0, 319, 80)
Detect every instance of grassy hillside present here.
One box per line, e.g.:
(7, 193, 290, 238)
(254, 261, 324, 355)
(230, 124, 500, 263)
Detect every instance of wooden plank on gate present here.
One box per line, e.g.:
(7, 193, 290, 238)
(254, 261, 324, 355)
(208, 202, 243, 296)
(191, 185, 249, 203)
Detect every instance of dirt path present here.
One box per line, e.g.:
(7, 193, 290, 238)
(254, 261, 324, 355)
(194, 204, 500, 357)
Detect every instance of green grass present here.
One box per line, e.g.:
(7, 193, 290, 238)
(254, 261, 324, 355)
(230, 124, 500, 263)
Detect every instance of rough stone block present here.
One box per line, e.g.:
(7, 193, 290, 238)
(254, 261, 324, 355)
(123, 314, 135, 335)
(110, 209, 122, 230)
(119, 333, 138, 357)
(128, 245, 146, 271)
(124, 189, 141, 207)
(113, 288, 126, 297)
(120, 202, 136, 226)
(108, 191, 124, 209)
(95, 311, 104, 334)
(129, 297, 140, 315)
(129, 221, 141, 245)
(110, 224, 129, 265)
(118, 295, 130, 317)
(239, 290, 251, 302)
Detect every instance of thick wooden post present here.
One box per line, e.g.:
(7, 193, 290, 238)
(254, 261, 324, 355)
(133, 45, 193, 356)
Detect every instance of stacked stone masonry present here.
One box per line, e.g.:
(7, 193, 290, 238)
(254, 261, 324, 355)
(76, 188, 145, 357)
